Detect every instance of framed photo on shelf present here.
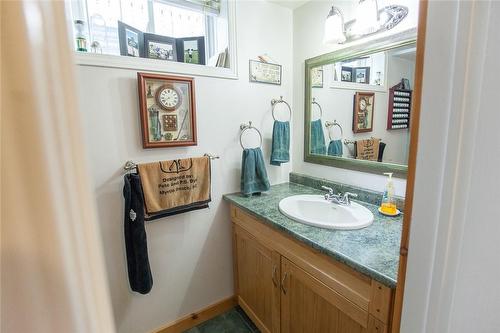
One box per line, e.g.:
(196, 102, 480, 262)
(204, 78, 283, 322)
(353, 92, 375, 133)
(176, 37, 206, 65)
(401, 78, 411, 90)
(144, 33, 177, 61)
(249, 60, 282, 85)
(311, 67, 323, 88)
(341, 66, 353, 82)
(118, 21, 144, 57)
(137, 73, 197, 148)
(353, 67, 371, 84)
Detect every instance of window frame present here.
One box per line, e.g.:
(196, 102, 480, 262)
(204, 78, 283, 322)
(72, 0, 238, 80)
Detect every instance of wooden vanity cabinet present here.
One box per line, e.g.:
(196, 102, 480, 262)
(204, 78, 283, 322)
(231, 205, 393, 333)
(234, 225, 281, 333)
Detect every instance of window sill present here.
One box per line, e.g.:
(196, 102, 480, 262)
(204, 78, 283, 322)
(74, 52, 238, 80)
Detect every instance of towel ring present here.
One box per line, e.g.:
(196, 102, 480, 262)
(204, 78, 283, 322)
(240, 121, 263, 149)
(312, 98, 323, 120)
(325, 120, 343, 140)
(271, 96, 292, 121)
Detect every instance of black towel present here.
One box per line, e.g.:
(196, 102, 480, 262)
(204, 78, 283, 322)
(123, 174, 153, 294)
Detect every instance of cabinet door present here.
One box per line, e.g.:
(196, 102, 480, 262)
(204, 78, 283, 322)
(235, 226, 280, 333)
(280, 258, 379, 333)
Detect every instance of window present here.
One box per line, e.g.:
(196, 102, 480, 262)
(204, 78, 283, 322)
(67, 0, 231, 69)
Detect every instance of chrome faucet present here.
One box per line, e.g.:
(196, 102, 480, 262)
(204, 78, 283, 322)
(321, 186, 358, 205)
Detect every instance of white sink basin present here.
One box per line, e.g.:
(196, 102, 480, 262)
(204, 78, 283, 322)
(278, 195, 374, 230)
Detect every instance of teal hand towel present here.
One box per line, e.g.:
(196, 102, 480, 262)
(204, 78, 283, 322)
(310, 119, 326, 155)
(241, 148, 271, 196)
(270, 120, 290, 166)
(328, 139, 343, 157)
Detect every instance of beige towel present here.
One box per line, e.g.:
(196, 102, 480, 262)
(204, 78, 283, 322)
(138, 157, 211, 215)
(356, 138, 380, 161)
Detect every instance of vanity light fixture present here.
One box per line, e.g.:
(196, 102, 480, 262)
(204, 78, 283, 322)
(352, 0, 380, 35)
(323, 6, 346, 44)
(324, 1, 409, 45)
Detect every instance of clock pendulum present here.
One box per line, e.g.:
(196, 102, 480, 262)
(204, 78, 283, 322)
(147, 106, 161, 141)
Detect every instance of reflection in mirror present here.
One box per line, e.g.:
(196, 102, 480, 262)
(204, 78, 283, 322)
(67, 0, 231, 68)
(308, 43, 416, 167)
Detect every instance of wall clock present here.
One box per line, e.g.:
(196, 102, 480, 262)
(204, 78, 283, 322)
(137, 72, 197, 148)
(353, 92, 375, 133)
(155, 84, 182, 111)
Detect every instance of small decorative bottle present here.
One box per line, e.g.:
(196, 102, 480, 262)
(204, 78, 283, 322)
(375, 71, 382, 85)
(74, 20, 87, 52)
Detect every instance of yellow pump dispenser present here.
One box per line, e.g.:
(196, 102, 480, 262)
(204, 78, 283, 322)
(380, 172, 397, 215)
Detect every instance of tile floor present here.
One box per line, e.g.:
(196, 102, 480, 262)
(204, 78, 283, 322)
(183, 307, 259, 333)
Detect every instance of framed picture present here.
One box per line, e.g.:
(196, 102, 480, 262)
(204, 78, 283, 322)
(144, 33, 177, 61)
(176, 37, 206, 65)
(137, 73, 197, 148)
(341, 66, 353, 82)
(118, 21, 144, 57)
(249, 60, 282, 85)
(353, 67, 371, 84)
(353, 92, 375, 133)
(401, 78, 411, 90)
(311, 67, 323, 88)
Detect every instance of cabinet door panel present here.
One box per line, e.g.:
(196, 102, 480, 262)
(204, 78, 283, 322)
(281, 258, 368, 333)
(235, 226, 280, 333)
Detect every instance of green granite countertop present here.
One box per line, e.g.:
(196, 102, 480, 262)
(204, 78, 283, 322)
(223, 182, 402, 288)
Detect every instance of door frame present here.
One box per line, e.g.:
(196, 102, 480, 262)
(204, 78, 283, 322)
(391, 1, 429, 331)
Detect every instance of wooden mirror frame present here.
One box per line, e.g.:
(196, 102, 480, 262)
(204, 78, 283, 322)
(303, 31, 418, 178)
(392, 1, 428, 331)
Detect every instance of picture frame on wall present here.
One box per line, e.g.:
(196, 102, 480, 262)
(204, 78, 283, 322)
(353, 67, 371, 84)
(341, 66, 353, 82)
(311, 67, 323, 88)
(176, 37, 206, 65)
(249, 60, 282, 85)
(137, 72, 197, 148)
(353, 92, 375, 133)
(118, 21, 144, 57)
(144, 33, 177, 61)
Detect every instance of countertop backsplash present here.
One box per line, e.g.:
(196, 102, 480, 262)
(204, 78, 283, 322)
(289, 172, 405, 212)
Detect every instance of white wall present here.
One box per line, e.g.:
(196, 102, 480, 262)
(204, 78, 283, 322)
(75, 1, 293, 332)
(292, 0, 419, 196)
(310, 51, 414, 165)
(402, 0, 500, 332)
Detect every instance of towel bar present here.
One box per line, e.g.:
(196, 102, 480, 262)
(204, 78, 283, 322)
(124, 153, 220, 172)
(271, 96, 292, 121)
(325, 120, 343, 140)
(311, 97, 323, 120)
(240, 121, 263, 149)
(343, 137, 379, 146)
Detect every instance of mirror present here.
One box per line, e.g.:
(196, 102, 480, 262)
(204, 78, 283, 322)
(304, 36, 417, 177)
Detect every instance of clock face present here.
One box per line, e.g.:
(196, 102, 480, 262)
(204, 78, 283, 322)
(156, 85, 182, 111)
(359, 99, 367, 111)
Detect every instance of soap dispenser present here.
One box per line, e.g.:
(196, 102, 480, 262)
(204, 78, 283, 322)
(379, 172, 399, 216)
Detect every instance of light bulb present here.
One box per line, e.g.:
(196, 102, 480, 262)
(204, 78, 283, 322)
(323, 6, 346, 44)
(352, 0, 380, 35)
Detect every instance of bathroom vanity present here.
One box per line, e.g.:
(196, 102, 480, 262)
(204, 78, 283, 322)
(224, 180, 402, 333)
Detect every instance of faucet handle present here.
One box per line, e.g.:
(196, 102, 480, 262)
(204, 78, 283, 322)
(343, 192, 358, 204)
(321, 186, 334, 194)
